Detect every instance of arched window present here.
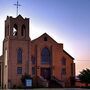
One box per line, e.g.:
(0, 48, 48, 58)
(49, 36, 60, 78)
(41, 47, 50, 64)
(61, 57, 66, 65)
(17, 48, 22, 64)
(13, 24, 18, 36)
(21, 25, 26, 36)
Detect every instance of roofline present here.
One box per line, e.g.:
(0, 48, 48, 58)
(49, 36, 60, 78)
(31, 33, 58, 43)
(63, 50, 74, 60)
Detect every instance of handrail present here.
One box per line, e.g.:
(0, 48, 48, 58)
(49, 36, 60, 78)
(38, 76, 48, 87)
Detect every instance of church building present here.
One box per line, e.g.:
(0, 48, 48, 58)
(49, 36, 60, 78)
(0, 15, 75, 88)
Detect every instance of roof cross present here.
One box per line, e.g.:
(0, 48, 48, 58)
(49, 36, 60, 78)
(14, 0, 21, 16)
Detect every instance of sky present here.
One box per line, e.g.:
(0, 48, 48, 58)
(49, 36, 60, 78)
(0, 0, 90, 75)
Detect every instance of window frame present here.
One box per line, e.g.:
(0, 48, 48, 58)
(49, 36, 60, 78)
(41, 47, 51, 64)
(17, 67, 22, 74)
(32, 67, 35, 75)
(17, 48, 22, 64)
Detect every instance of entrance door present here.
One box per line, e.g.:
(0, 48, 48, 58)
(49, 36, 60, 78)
(41, 68, 51, 80)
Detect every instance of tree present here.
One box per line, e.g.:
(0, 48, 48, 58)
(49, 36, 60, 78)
(78, 68, 90, 86)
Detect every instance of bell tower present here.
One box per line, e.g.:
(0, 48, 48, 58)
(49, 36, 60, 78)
(3, 15, 31, 88)
(5, 15, 30, 40)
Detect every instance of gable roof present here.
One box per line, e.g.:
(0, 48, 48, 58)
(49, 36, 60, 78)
(31, 33, 58, 44)
(63, 50, 74, 60)
(31, 33, 74, 60)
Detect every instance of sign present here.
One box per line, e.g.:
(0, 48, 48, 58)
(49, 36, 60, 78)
(26, 79, 32, 87)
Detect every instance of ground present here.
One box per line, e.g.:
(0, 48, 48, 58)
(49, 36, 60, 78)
(13, 88, 89, 90)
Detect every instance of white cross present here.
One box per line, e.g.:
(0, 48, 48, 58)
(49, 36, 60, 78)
(14, 0, 21, 16)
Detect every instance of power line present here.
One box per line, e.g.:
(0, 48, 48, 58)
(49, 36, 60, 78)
(75, 60, 90, 61)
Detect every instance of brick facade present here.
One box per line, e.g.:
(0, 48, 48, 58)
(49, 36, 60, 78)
(0, 15, 75, 88)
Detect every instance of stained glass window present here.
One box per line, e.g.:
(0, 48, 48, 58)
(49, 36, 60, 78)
(41, 47, 50, 64)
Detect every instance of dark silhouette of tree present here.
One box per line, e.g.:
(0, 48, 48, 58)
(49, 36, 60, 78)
(78, 68, 90, 86)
